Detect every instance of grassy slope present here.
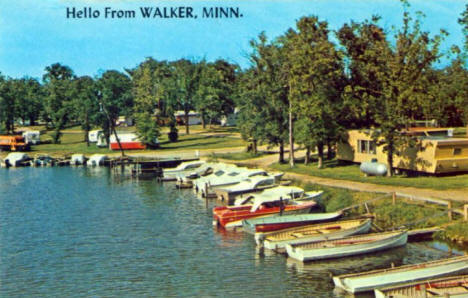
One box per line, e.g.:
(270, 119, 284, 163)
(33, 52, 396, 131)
(25, 125, 245, 157)
(271, 159, 468, 190)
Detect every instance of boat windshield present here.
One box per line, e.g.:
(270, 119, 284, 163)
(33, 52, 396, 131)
(228, 172, 240, 176)
(214, 170, 225, 176)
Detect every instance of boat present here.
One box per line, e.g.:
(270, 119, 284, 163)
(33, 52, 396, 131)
(213, 199, 316, 230)
(375, 275, 468, 298)
(71, 154, 87, 166)
(286, 230, 407, 262)
(161, 160, 205, 181)
(33, 155, 56, 166)
(244, 211, 343, 234)
(86, 154, 109, 166)
(214, 175, 280, 204)
(234, 186, 307, 206)
(195, 167, 268, 198)
(333, 255, 468, 294)
(175, 163, 220, 188)
(2, 152, 32, 167)
(256, 218, 372, 252)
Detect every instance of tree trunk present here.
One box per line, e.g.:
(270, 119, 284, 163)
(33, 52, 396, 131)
(304, 146, 311, 165)
(201, 111, 206, 129)
(279, 141, 285, 163)
(253, 139, 258, 154)
(185, 110, 189, 135)
(289, 100, 295, 167)
(386, 138, 394, 177)
(317, 143, 324, 169)
(327, 141, 333, 160)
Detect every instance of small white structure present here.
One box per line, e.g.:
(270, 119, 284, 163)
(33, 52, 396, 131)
(96, 131, 108, 148)
(22, 131, 40, 145)
(174, 110, 202, 125)
(88, 130, 102, 143)
(86, 154, 108, 166)
(221, 108, 239, 127)
(3, 152, 31, 167)
(71, 154, 87, 166)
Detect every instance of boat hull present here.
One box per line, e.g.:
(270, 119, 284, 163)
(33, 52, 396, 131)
(243, 212, 343, 234)
(213, 202, 316, 230)
(261, 219, 372, 253)
(333, 255, 468, 294)
(374, 274, 468, 298)
(286, 231, 407, 262)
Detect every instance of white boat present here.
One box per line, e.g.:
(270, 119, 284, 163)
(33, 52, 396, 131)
(333, 255, 468, 294)
(71, 154, 87, 166)
(192, 164, 240, 193)
(3, 152, 31, 167)
(257, 218, 372, 252)
(86, 154, 108, 166)
(233, 186, 306, 206)
(214, 175, 280, 203)
(375, 275, 468, 298)
(286, 230, 407, 262)
(162, 160, 206, 181)
(195, 168, 268, 198)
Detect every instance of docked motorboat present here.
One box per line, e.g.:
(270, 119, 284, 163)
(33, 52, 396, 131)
(2, 152, 32, 167)
(33, 155, 56, 167)
(214, 175, 281, 204)
(71, 154, 87, 166)
(86, 154, 108, 166)
(213, 197, 316, 230)
(161, 160, 205, 181)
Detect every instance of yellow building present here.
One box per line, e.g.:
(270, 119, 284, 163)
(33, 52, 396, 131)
(337, 128, 468, 174)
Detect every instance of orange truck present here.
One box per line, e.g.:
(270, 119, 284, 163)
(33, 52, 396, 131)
(0, 135, 30, 151)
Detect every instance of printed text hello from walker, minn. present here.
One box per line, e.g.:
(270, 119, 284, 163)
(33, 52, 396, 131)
(66, 6, 243, 19)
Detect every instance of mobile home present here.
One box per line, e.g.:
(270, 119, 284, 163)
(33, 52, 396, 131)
(337, 128, 468, 174)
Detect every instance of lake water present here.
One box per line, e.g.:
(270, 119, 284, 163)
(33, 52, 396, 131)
(0, 167, 460, 297)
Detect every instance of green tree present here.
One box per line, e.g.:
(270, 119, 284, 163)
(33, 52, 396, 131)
(338, 8, 445, 176)
(43, 63, 76, 143)
(288, 16, 346, 168)
(73, 76, 99, 146)
(0, 76, 17, 134)
(96, 70, 133, 146)
(194, 59, 237, 128)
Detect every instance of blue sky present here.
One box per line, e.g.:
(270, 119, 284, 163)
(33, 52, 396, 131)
(0, 0, 466, 79)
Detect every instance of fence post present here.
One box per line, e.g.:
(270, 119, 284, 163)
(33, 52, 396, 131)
(464, 205, 468, 222)
(392, 192, 396, 205)
(448, 201, 453, 221)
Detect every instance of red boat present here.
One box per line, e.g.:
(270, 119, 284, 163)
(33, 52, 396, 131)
(213, 201, 316, 230)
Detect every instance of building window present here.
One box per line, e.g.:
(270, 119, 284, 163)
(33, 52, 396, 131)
(357, 140, 376, 154)
(454, 148, 462, 155)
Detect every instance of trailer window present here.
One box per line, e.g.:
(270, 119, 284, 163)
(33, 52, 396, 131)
(357, 140, 376, 154)
(453, 148, 462, 155)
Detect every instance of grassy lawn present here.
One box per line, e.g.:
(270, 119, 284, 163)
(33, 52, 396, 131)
(293, 181, 452, 230)
(271, 159, 468, 190)
(209, 151, 267, 160)
(22, 127, 245, 157)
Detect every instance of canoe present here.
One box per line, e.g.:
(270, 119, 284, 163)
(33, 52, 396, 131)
(286, 230, 407, 262)
(257, 218, 372, 253)
(375, 275, 468, 298)
(243, 211, 343, 234)
(333, 255, 468, 294)
(213, 201, 317, 230)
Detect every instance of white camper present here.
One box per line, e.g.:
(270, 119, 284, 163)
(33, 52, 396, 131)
(22, 131, 40, 145)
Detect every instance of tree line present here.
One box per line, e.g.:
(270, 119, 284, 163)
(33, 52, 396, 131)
(0, 3, 467, 176)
